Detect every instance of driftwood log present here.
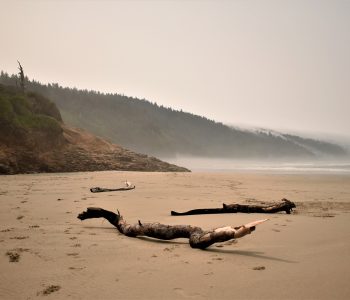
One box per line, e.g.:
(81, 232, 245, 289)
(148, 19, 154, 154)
(90, 186, 135, 193)
(171, 198, 296, 216)
(77, 207, 267, 249)
(90, 181, 135, 193)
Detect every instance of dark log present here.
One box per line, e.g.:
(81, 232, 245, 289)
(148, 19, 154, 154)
(171, 198, 296, 216)
(77, 207, 268, 249)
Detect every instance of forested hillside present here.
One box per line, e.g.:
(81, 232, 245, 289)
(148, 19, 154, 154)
(1, 71, 347, 159)
(0, 82, 188, 174)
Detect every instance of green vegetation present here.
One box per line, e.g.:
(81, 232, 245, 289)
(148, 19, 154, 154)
(0, 71, 347, 159)
(0, 75, 190, 174)
(0, 83, 62, 143)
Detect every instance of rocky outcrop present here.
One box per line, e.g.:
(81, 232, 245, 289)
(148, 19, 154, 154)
(0, 125, 190, 174)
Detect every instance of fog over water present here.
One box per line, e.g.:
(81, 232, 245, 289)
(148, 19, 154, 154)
(166, 156, 350, 174)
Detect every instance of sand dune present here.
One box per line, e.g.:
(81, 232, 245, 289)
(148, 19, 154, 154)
(1, 171, 350, 299)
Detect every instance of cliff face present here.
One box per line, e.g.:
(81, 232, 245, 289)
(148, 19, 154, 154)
(0, 84, 189, 174)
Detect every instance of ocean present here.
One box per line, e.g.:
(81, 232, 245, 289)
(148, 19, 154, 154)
(166, 157, 350, 174)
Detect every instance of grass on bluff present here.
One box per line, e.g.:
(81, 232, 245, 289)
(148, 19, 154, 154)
(0, 84, 62, 134)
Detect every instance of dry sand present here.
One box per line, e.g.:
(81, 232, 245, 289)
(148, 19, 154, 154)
(1, 171, 350, 299)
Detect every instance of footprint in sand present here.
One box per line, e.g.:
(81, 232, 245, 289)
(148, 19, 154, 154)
(6, 251, 21, 262)
(10, 236, 29, 240)
(64, 227, 72, 234)
(163, 245, 178, 253)
(66, 252, 80, 258)
(68, 266, 85, 271)
(1, 228, 14, 232)
(212, 257, 223, 261)
(253, 266, 266, 271)
(6, 248, 30, 262)
(37, 285, 61, 296)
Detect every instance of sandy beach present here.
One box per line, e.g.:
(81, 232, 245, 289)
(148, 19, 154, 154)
(1, 171, 350, 299)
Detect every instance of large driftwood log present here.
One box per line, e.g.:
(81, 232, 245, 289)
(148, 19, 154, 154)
(171, 198, 296, 216)
(77, 207, 267, 249)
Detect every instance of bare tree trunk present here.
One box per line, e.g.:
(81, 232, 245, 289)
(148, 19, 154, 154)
(77, 207, 267, 249)
(17, 61, 25, 93)
(171, 198, 296, 216)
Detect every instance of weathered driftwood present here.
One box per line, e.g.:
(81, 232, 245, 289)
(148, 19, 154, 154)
(77, 207, 267, 249)
(171, 198, 296, 216)
(90, 186, 135, 193)
(90, 181, 135, 193)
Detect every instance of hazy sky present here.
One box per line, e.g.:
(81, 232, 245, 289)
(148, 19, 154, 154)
(1, 0, 349, 137)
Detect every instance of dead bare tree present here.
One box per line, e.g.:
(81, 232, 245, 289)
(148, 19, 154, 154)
(77, 207, 268, 249)
(17, 60, 25, 93)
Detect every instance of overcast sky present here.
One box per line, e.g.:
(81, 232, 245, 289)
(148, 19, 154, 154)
(1, 0, 349, 138)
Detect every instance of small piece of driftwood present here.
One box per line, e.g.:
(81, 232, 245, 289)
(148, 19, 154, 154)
(90, 185, 135, 193)
(171, 198, 296, 216)
(77, 207, 268, 249)
(90, 181, 135, 193)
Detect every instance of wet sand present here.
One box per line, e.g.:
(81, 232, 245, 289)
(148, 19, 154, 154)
(1, 171, 350, 299)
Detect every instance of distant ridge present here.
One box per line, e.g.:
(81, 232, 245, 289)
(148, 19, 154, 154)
(0, 71, 347, 160)
(0, 83, 189, 174)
